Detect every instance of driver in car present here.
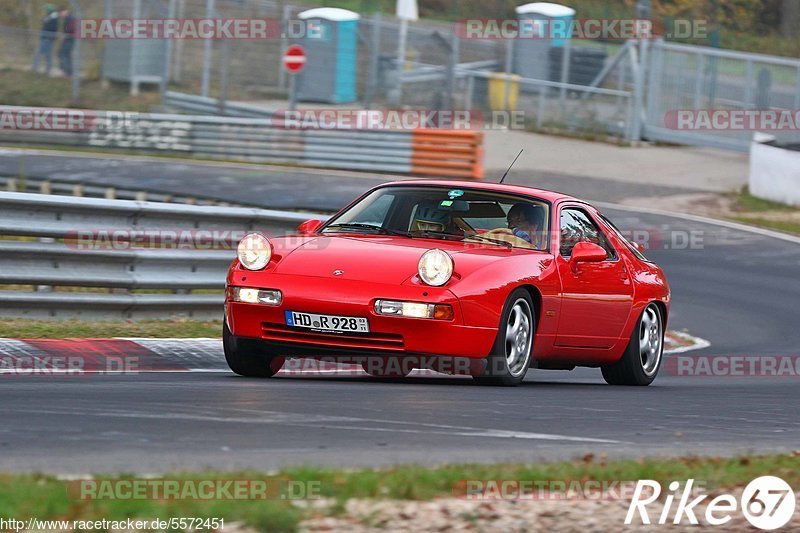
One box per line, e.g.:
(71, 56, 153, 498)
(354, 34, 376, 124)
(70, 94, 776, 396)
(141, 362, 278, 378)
(412, 204, 460, 234)
(490, 203, 544, 248)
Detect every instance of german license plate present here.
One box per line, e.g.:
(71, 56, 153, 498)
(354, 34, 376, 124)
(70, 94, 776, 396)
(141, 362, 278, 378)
(285, 311, 370, 333)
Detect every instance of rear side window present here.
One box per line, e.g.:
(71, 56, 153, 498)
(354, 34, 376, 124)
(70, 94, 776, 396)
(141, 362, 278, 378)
(559, 208, 616, 258)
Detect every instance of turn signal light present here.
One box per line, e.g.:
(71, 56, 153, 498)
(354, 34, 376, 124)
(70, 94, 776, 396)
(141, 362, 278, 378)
(433, 304, 454, 321)
(374, 300, 454, 321)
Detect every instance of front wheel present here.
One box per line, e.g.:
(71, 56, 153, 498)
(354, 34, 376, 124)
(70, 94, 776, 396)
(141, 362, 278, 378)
(223, 322, 283, 378)
(474, 288, 535, 387)
(601, 303, 664, 386)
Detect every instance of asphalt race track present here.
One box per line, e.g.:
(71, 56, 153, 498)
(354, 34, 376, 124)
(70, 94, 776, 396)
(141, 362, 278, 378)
(0, 149, 696, 210)
(1, 154, 799, 473)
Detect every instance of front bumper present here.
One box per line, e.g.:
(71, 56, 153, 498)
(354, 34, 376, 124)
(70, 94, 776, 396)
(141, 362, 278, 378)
(225, 273, 496, 358)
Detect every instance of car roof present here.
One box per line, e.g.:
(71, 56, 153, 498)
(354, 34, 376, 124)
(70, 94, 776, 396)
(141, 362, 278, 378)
(379, 179, 582, 204)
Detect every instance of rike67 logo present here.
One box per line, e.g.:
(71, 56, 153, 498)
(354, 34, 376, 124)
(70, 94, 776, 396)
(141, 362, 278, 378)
(626, 476, 796, 530)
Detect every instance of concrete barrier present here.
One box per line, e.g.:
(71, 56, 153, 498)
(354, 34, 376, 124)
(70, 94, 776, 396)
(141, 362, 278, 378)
(749, 133, 800, 207)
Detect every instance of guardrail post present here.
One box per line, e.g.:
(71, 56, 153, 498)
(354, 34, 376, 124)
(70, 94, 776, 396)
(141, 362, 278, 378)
(629, 40, 646, 143)
(218, 39, 230, 115)
(443, 30, 459, 110)
(559, 40, 572, 116)
(160, 0, 177, 103)
(70, 0, 82, 103)
(36, 237, 56, 293)
(364, 13, 382, 110)
(173, 0, 186, 83)
(201, 0, 215, 98)
(278, 3, 292, 91)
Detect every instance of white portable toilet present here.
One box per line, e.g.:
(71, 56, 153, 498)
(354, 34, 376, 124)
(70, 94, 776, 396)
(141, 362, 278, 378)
(514, 3, 576, 82)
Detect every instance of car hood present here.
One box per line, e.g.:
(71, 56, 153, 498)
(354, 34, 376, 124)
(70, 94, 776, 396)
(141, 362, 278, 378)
(272, 234, 523, 284)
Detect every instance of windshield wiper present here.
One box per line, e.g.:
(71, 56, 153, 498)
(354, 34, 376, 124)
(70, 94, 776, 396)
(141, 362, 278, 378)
(411, 229, 461, 240)
(411, 229, 511, 248)
(464, 233, 514, 248)
(325, 223, 411, 237)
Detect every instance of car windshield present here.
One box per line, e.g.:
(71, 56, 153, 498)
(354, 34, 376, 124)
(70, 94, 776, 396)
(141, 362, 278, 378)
(322, 186, 550, 250)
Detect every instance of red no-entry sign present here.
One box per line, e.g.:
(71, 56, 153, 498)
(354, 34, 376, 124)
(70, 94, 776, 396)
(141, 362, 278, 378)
(283, 45, 307, 74)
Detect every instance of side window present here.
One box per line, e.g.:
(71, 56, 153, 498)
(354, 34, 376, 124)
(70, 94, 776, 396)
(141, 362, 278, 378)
(351, 194, 395, 226)
(560, 208, 616, 258)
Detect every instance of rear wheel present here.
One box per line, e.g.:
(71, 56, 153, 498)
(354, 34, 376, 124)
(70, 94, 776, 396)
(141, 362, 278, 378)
(601, 303, 663, 386)
(474, 288, 535, 387)
(223, 322, 283, 378)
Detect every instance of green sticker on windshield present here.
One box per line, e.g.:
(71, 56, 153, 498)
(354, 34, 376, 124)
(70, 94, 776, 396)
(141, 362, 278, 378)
(448, 189, 464, 199)
(440, 200, 454, 207)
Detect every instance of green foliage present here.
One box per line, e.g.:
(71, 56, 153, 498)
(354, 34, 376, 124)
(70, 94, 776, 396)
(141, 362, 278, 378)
(0, 454, 797, 532)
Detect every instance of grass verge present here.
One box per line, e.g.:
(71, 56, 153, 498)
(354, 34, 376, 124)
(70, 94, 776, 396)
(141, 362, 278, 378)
(0, 454, 797, 532)
(725, 187, 800, 236)
(730, 216, 800, 236)
(0, 68, 161, 111)
(0, 319, 222, 339)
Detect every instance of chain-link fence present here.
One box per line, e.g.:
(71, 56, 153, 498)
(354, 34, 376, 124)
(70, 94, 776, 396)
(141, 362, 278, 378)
(0, 0, 659, 142)
(2, 0, 800, 150)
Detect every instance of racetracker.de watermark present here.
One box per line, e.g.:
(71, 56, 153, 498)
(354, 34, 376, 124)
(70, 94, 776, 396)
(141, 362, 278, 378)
(270, 109, 526, 130)
(65, 229, 248, 250)
(454, 479, 651, 501)
(665, 109, 800, 131)
(0, 355, 141, 375)
(0, 108, 142, 132)
(455, 18, 707, 40)
(665, 355, 800, 378)
(67, 479, 321, 500)
(279, 356, 483, 377)
(77, 18, 322, 40)
(65, 230, 329, 251)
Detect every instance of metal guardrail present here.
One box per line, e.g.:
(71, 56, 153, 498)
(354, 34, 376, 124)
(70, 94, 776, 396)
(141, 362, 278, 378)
(0, 104, 485, 179)
(0, 191, 325, 320)
(164, 93, 276, 118)
(1, 173, 241, 206)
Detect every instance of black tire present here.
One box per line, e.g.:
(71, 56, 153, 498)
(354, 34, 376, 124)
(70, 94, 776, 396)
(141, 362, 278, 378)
(474, 288, 535, 387)
(601, 303, 664, 386)
(223, 322, 283, 378)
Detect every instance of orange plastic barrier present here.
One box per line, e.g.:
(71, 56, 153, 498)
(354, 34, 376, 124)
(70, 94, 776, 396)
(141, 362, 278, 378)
(411, 130, 484, 180)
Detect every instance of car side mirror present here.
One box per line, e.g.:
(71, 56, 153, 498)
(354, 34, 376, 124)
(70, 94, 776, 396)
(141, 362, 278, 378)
(569, 242, 607, 271)
(297, 219, 323, 235)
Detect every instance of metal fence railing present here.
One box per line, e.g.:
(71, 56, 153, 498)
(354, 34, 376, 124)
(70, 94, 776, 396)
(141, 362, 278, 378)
(643, 40, 800, 151)
(0, 191, 320, 320)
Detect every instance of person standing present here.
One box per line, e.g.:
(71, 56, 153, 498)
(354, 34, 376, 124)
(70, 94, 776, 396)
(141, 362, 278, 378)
(31, 4, 60, 75)
(59, 8, 76, 77)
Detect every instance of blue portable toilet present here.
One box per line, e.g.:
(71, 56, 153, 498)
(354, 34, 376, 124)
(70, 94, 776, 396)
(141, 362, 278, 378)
(296, 8, 360, 104)
(513, 3, 576, 82)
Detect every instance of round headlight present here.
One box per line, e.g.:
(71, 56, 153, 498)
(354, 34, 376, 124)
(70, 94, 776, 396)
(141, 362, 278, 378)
(237, 232, 272, 270)
(418, 249, 453, 287)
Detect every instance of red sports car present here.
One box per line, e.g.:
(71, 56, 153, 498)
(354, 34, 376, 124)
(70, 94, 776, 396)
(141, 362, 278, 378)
(224, 180, 670, 386)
